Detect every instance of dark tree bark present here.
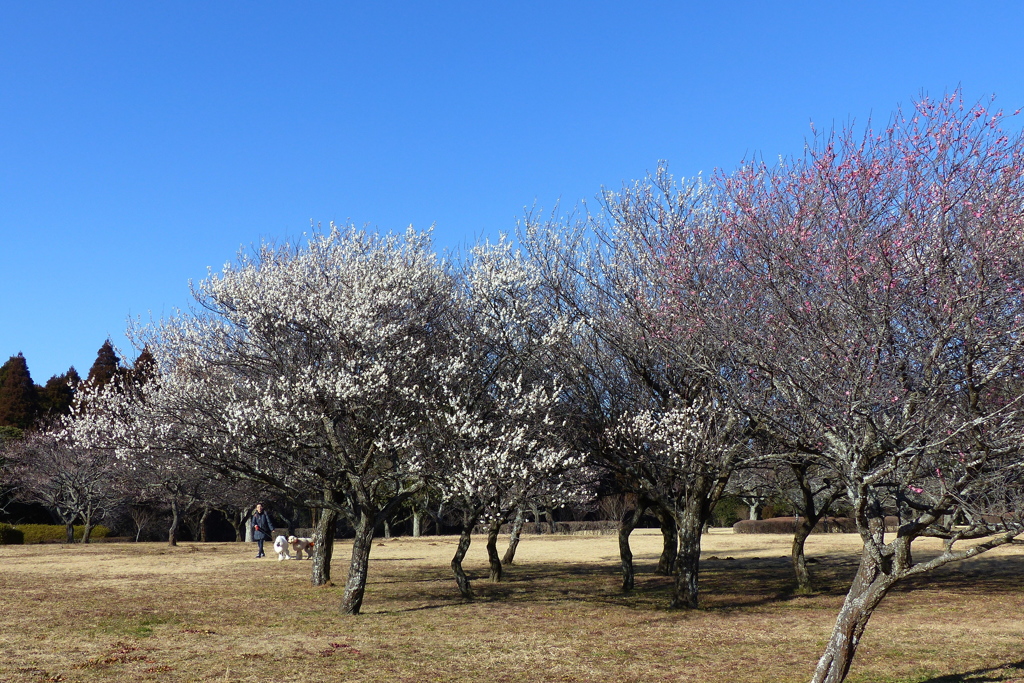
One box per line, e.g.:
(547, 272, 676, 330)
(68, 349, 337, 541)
(654, 505, 677, 576)
(339, 510, 376, 614)
(64, 521, 74, 544)
(792, 515, 817, 593)
(311, 505, 337, 587)
(788, 462, 840, 593)
(618, 502, 646, 591)
(486, 518, 503, 582)
(451, 510, 478, 599)
(502, 506, 526, 565)
(167, 498, 180, 547)
(670, 496, 709, 609)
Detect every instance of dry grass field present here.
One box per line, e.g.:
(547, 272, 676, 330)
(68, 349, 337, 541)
(2, 529, 1023, 683)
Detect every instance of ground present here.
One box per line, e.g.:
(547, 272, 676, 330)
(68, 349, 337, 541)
(1, 530, 1022, 682)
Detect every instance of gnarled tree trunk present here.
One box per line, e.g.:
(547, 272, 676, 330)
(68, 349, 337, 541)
(502, 506, 526, 565)
(167, 498, 180, 547)
(793, 515, 817, 593)
(654, 505, 677, 576)
(618, 502, 646, 591)
(311, 505, 337, 587)
(810, 555, 895, 683)
(340, 510, 376, 614)
(486, 518, 503, 581)
(670, 497, 709, 609)
(451, 511, 478, 599)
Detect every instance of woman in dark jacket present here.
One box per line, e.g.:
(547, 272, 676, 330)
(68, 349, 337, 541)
(251, 503, 275, 558)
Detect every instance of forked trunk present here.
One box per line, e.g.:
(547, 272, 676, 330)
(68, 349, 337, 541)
(451, 511, 478, 599)
(810, 557, 895, 683)
(502, 507, 525, 565)
(81, 521, 93, 544)
(311, 506, 337, 587)
(618, 503, 646, 591)
(340, 511, 376, 615)
(486, 519, 503, 582)
(655, 507, 677, 576)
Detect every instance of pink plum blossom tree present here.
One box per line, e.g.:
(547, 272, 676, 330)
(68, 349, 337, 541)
(662, 92, 1024, 683)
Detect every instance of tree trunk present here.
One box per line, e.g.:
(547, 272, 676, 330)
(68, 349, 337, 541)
(198, 507, 210, 543)
(168, 498, 180, 547)
(81, 503, 95, 544)
(618, 503, 646, 591)
(670, 501, 707, 609)
(65, 521, 74, 544)
(383, 520, 392, 539)
(311, 506, 337, 587)
(340, 510, 376, 615)
(451, 511, 477, 599)
(793, 515, 817, 593)
(486, 518, 503, 582)
(810, 557, 895, 683)
(654, 506, 677, 576)
(412, 508, 422, 538)
(502, 506, 526, 565)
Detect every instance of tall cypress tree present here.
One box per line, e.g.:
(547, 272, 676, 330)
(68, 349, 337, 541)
(85, 340, 122, 390)
(0, 353, 40, 429)
(38, 366, 82, 420)
(129, 347, 157, 387)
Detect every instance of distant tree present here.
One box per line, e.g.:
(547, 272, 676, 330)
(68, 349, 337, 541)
(0, 353, 40, 429)
(4, 430, 119, 542)
(85, 341, 122, 391)
(37, 367, 81, 421)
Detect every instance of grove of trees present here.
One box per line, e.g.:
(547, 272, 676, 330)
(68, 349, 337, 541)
(2, 92, 1022, 683)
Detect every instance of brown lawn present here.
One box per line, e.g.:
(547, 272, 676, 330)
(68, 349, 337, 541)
(1, 530, 1022, 683)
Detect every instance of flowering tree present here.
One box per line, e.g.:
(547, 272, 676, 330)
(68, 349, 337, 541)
(521, 179, 753, 609)
(663, 92, 1024, 682)
(431, 239, 585, 597)
(71, 226, 459, 614)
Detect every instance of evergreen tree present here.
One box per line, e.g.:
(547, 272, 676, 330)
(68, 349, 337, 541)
(38, 367, 82, 420)
(0, 353, 40, 429)
(129, 347, 157, 387)
(85, 340, 122, 390)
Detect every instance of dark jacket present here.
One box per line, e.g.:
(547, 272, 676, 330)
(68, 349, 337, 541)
(252, 510, 274, 541)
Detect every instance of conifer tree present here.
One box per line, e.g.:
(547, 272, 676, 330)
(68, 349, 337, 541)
(0, 353, 40, 430)
(38, 367, 82, 420)
(85, 341, 122, 390)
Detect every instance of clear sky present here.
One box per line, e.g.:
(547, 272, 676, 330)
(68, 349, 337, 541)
(3, 2, 1024, 382)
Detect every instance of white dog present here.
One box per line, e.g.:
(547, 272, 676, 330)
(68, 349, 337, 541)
(273, 535, 291, 561)
(288, 536, 314, 560)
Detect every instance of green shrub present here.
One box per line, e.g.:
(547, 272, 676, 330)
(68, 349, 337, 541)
(710, 496, 745, 527)
(15, 524, 111, 544)
(0, 523, 24, 545)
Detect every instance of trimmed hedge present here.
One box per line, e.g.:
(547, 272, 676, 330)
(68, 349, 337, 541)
(0, 523, 24, 545)
(733, 516, 900, 534)
(15, 524, 111, 544)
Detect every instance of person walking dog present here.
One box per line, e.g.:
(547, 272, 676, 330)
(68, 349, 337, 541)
(251, 503, 275, 558)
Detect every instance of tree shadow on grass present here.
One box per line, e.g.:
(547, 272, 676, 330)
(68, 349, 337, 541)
(917, 660, 1024, 682)
(368, 551, 1024, 616)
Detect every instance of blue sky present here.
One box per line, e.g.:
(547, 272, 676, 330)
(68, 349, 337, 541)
(3, 2, 1024, 382)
